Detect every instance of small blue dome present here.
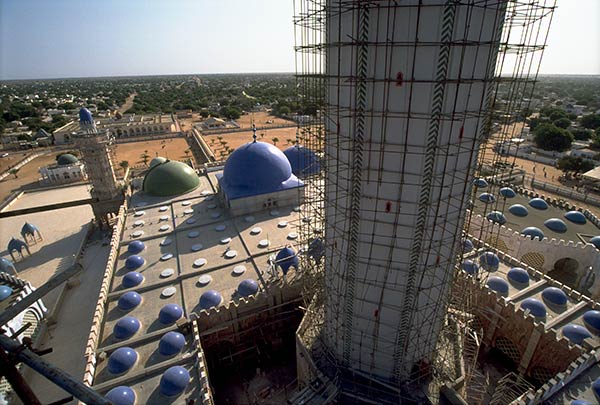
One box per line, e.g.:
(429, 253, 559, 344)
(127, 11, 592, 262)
(473, 178, 488, 188)
(486, 211, 506, 225)
(20, 222, 39, 238)
(487, 276, 509, 295)
(507, 267, 529, 285)
(461, 260, 479, 275)
(160, 366, 190, 397)
(593, 378, 600, 399)
(521, 298, 546, 318)
(127, 241, 145, 254)
(571, 400, 592, 405)
(79, 107, 93, 123)
(544, 218, 567, 233)
(107, 347, 138, 374)
(199, 290, 222, 310)
(220, 141, 302, 199)
(565, 211, 586, 224)
(478, 193, 495, 204)
(0, 258, 15, 273)
(478, 252, 500, 272)
(529, 198, 549, 210)
(114, 317, 141, 340)
(562, 324, 592, 345)
(583, 310, 600, 333)
(118, 291, 142, 311)
(105, 386, 136, 405)
(509, 204, 529, 217)
(276, 247, 299, 275)
(542, 286, 568, 306)
(159, 304, 183, 325)
(590, 236, 600, 249)
(159, 332, 186, 356)
(122, 272, 144, 289)
(463, 239, 474, 253)
(283, 145, 321, 177)
(238, 279, 259, 297)
(521, 227, 545, 240)
(125, 255, 144, 270)
(499, 187, 516, 198)
(0, 286, 13, 301)
(7, 238, 27, 253)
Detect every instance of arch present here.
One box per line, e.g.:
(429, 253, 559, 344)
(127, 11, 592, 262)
(116, 129, 123, 137)
(547, 257, 579, 287)
(485, 235, 509, 253)
(494, 336, 521, 366)
(529, 366, 555, 387)
(520, 252, 545, 271)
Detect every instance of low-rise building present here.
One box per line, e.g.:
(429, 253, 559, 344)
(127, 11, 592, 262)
(39, 153, 87, 184)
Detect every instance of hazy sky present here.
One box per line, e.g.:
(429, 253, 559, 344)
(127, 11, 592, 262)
(0, 0, 598, 80)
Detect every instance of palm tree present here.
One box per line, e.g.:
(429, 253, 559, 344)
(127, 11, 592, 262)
(140, 152, 150, 166)
(272, 137, 279, 146)
(119, 160, 129, 171)
(184, 149, 191, 158)
(9, 168, 19, 179)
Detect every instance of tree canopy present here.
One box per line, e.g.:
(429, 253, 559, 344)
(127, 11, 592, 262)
(552, 117, 571, 129)
(581, 114, 600, 130)
(556, 155, 595, 174)
(533, 123, 573, 151)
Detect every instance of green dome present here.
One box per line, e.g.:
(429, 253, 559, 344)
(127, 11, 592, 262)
(143, 160, 200, 197)
(150, 157, 167, 168)
(57, 153, 78, 165)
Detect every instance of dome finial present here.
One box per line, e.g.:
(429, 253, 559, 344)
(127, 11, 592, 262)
(252, 123, 257, 143)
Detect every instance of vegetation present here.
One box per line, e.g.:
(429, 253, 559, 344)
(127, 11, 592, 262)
(581, 114, 600, 130)
(140, 151, 150, 166)
(9, 168, 19, 178)
(533, 123, 573, 151)
(556, 156, 595, 175)
(119, 160, 129, 171)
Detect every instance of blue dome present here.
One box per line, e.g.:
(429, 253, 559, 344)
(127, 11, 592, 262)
(159, 304, 183, 325)
(160, 366, 190, 397)
(0, 286, 13, 301)
(127, 241, 145, 254)
(199, 290, 222, 310)
(487, 211, 506, 225)
(478, 252, 500, 272)
(565, 211, 586, 224)
(7, 238, 27, 253)
(521, 227, 545, 240)
(20, 222, 39, 238)
(114, 316, 141, 340)
(159, 331, 186, 356)
(122, 272, 144, 289)
(507, 267, 529, 285)
(105, 386, 136, 405)
(583, 310, 600, 333)
(542, 286, 568, 306)
(499, 187, 516, 198)
(220, 141, 302, 200)
(509, 204, 529, 217)
(571, 401, 592, 405)
(478, 193, 495, 204)
(473, 178, 488, 188)
(590, 236, 600, 249)
(283, 145, 321, 177)
(593, 378, 600, 399)
(521, 298, 546, 318)
(0, 258, 16, 273)
(107, 347, 138, 374)
(461, 260, 479, 275)
(79, 107, 93, 123)
(125, 255, 144, 270)
(487, 276, 509, 295)
(544, 218, 568, 233)
(276, 247, 299, 275)
(463, 239, 474, 253)
(238, 279, 259, 297)
(529, 198, 549, 210)
(562, 324, 592, 345)
(118, 291, 142, 311)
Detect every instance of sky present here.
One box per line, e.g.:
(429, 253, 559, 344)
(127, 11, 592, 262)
(0, 0, 598, 80)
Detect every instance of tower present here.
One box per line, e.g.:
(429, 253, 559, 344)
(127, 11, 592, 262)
(294, 0, 556, 401)
(74, 108, 123, 226)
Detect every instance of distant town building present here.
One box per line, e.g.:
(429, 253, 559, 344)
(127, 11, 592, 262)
(39, 153, 87, 185)
(564, 103, 586, 116)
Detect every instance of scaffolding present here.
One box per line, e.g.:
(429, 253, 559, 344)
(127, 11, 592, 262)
(294, 0, 556, 402)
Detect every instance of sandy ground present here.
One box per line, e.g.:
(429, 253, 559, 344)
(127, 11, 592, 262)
(111, 137, 193, 168)
(0, 151, 31, 173)
(235, 111, 295, 129)
(204, 127, 298, 160)
(118, 92, 137, 114)
(0, 152, 63, 202)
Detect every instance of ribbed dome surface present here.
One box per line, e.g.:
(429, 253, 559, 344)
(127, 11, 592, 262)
(57, 153, 78, 166)
(143, 160, 200, 197)
(79, 108, 93, 122)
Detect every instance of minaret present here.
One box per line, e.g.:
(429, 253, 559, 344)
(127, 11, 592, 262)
(74, 108, 123, 226)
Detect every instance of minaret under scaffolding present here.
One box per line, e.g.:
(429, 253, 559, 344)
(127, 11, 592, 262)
(74, 108, 123, 226)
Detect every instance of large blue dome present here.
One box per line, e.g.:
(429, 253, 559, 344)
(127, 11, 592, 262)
(276, 247, 299, 275)
(220, 142, 303, 199)
(79, 107, 93, 123)
(283, 145, 320, 177)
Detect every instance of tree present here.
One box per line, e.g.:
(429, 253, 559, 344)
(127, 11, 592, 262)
(553, 117, 571, 129)
(556, 156, 595, 175)
(533, 123, 573, 151)
(184, 149, 191, 158)
(200, 111, 209, 118)
(278, 106, 291, 116)
(570, 128, 593, 141)
(9, 168, 19, 179)
(119, 160, 129, 171)
(581, 114, 600, 130)
(140, 152, 150, 166)
(272, 137, 279, 146)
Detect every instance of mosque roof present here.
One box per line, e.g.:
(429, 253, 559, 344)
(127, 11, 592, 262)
(142, 160, 200, 197)
(56, 153, 79, 166)
(219, 141, 303, 200)
(79, 107, 93, 123)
